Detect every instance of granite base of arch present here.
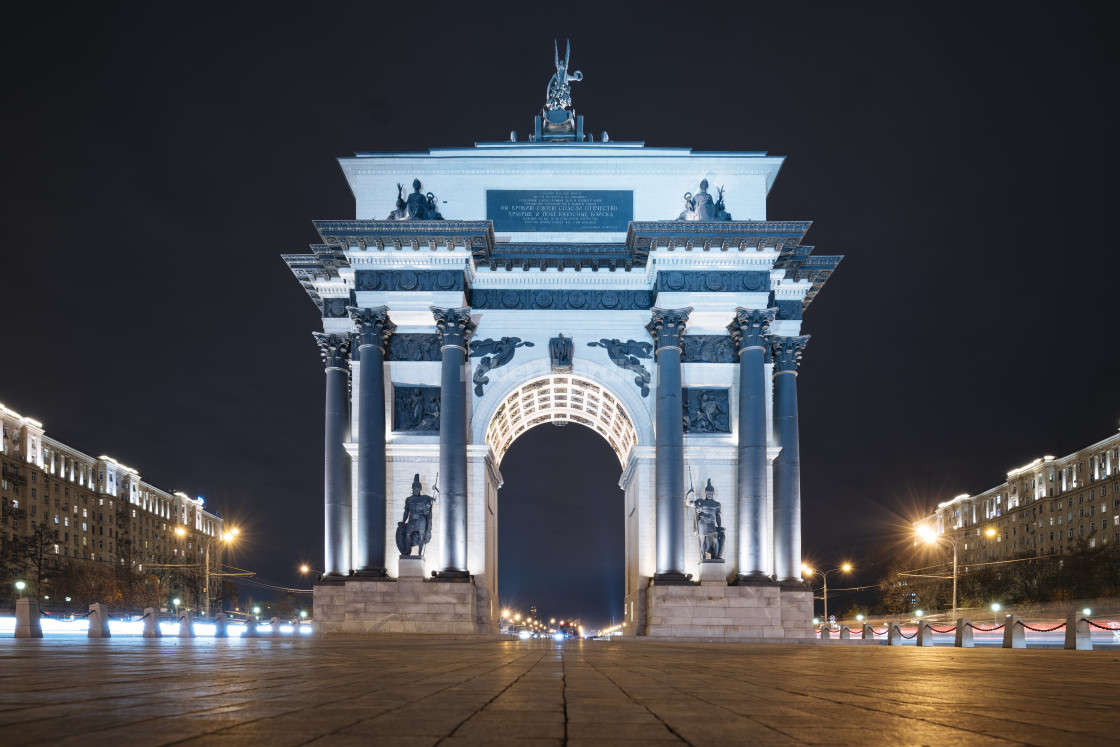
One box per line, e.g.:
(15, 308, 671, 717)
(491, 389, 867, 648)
(626, 582, 813, 640)
(311, 560, 498, 637)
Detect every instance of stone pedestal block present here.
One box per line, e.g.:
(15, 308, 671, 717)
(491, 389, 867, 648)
(398, 556, 425, 579)
(15, 599, 43, 639)
(640, 582, 812, 640)
(88, 603, 110, 638)
(697, 560, 727, 587)
(143, 607, 162, 638)
(313, 574, 482, 636)
(179, 610, 195, 638)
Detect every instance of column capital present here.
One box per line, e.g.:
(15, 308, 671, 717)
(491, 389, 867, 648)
(728, 307, 777, 352)
(771, 335, 810, 374)
(431, 307, 476, 353)
(347, 306, 396, 351)
(646, 307, 692, 353)
(313, 332, 351, 370)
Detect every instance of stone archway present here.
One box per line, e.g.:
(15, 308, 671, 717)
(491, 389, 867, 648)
(469, 364, 656, 634)
(483, 373, 639, 468)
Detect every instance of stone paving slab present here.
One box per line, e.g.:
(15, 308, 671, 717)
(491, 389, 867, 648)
(0, 637, 1117, 746)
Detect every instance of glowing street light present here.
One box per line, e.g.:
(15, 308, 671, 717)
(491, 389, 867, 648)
(203, 527, 238, 618)
(917, 524, 961, 620)
(14, 580, 26, 599)
(801, 563, 852, 625)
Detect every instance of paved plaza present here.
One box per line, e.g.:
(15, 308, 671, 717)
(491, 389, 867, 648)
(0, 637, 1117, 746)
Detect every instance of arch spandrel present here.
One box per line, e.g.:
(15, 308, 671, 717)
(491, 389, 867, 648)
(471, 357, 654, 468)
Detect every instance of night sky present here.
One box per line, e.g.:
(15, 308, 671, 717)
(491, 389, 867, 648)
(3, 4, 1117, 628)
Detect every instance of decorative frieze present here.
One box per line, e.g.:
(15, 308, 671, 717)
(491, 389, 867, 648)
(355, 270, 466, 293)
(681, 335, 737, 363)
(387, 334, 441, 361)
(321, 298, 351, 318)
(775, 299, 803, 321)
(655, 271, 769, 294)
(471, 288, 655, 311)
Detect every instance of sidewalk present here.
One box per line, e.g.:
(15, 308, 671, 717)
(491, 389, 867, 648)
(0, 637, 1116, 746)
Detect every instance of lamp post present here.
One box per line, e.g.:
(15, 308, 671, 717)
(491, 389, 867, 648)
(917, 525, 982, 622)
(801, 563, 851, 625)
(15, 580, 26, 599)
(183, 526, 238, 618)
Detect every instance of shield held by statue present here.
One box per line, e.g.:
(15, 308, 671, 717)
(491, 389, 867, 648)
(395, 522, 410, 557)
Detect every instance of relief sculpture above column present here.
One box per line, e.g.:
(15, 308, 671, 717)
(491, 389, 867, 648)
(393, 386, 441, 432)
(587, 338, 653, 397)
(471, 337, 534, 396)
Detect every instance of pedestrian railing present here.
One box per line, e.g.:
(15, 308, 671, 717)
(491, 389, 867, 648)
(816, 613, 1117, 650)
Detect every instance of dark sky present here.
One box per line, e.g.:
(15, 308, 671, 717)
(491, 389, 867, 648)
(3, 3, 1117, 628)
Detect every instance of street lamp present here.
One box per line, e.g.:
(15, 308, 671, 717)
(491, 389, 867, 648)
(203, 528, 238, 618)
(917, 525, 960, 621)
(801, 563, 851, 625)
(172, 597, 181, 615)
(15, 580, 26, 599)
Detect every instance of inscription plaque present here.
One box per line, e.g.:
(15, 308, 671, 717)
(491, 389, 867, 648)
(487, 190, 633, 232)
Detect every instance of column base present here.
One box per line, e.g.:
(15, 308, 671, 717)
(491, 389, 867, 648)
(354, 567, 390, 579)
(735, 573, 778, 586)
(432, 569, 472, 583)
(779, 578, 811, 590)
(652, 571, 695, 586)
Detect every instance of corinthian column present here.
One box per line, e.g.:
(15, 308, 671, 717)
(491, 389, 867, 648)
(431, 306, 475, 578)
(348, 306, 395, 577)
(646, 307, 692, 584)
(313, 332, 352, 579)
(771, 335, 810, 584)
(729, 307, 777, 581)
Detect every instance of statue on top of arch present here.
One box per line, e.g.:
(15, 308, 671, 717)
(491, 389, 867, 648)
(386, 178, 444, 221)
(545, 39, 582, 112)
(677, 179, 732, 221)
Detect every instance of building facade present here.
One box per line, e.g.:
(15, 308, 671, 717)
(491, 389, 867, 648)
(284, 46, 842, 638)
(919, 428, 1120, 565)
(1, 399, 224, 601)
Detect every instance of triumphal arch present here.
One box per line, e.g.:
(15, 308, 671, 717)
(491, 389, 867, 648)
(284, 44, 841, 638)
